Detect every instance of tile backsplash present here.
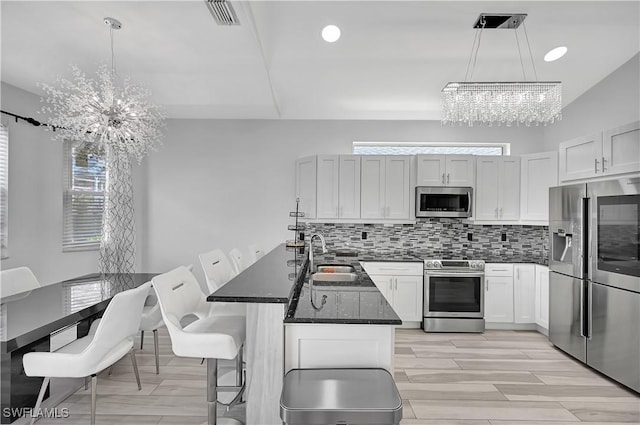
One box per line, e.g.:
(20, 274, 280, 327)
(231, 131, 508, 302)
(302, 219, 549, 262)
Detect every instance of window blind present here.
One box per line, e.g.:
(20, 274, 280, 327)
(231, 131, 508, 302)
(0, 124, 8, 259)
(62, 141, 106, 251)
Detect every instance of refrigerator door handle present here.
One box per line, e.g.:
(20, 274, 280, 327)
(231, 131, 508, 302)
(587, 281, 593, 340)
(579, 281, 585, 338)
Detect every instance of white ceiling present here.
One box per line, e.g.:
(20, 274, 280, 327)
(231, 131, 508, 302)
(2, 1, 639, 120)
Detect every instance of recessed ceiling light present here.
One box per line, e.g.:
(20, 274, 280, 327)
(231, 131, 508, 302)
(322, 25, 341, 43)
(544, 46, 568, 62)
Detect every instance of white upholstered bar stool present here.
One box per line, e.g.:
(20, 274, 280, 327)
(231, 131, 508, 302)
(152, 266, 245, 425)
(228, 248, 246, 275)
(247, 244, 264, 264)
(199, 249, 237, 293)
(0, 266, 40, 297)
(23, 281, 151, 425)
(139, 287, 164, 374)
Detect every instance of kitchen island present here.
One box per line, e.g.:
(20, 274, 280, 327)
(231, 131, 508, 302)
(208, 244, 402, 425)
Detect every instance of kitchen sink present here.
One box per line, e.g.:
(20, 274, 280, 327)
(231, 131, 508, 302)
(315, 264, 356, 273)
(311, 272, 359, 282)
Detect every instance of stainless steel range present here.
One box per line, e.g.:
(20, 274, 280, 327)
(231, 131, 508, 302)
(423, 259, 485, 333)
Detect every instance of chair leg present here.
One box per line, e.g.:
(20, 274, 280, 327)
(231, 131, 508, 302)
(90, 375, 97, 425)
(235, 345, 243, 387)
(30, 377, 50, 425)
(130, 349, 142, 390)
(84, 376, 89, 390)
(207, 358, 218, 425)
(108, 365, 114, 376)
(140, 330, 145, 350)
(153, 329, 160, 374)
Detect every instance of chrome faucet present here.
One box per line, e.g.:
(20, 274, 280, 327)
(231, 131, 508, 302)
(308, 233, 328, 274)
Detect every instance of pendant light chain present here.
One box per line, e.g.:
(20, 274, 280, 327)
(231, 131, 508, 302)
(109, 25, 119, 79)
(464, 24, 481, 82)
(522, 22, 539, 81)
(467, 19, 486, 81)
(514, 27, 527, 80)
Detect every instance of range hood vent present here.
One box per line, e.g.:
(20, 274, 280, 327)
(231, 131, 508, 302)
(473, 13, 527, 29)
(206, 0, 240, 26)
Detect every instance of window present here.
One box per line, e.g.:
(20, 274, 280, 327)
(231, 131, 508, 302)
(63, 141, 106, 251)
(353, 142, 508, 156)
(0, 124, 8, 259)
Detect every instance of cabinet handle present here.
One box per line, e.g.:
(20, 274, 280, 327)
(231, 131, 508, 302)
(594, 158, 600, 173)
(486, 278, 489, 291)
(517, 268, 520, 280)
(442, 173, 445, 184)
(447, 173, 450, 184)
(602, 157, 607, 173)
(494, 208, 498, 218)
(500, 207, 503, 218)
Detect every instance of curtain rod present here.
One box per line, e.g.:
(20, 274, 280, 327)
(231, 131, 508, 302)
(1, 110, 59, 130)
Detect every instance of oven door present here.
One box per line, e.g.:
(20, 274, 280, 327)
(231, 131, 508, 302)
(424, 271, 484, 318)
(588, 177, 640, 293)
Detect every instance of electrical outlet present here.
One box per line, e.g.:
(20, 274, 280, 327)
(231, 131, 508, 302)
(467, 233, 473, 241)
(361, 231, 367, 240)
(501, 233, 507, 242)
(299, 232, 305, 241)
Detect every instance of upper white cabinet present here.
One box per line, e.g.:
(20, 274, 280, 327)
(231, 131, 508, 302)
(520, 151, 558, 224)
(295, 156, 316, 219)
(559, 121, 640, 182)
(416, 155, 475, 187)
(475, 156, 520, 222)
(361, 156, 411, 219)
(316, 155, 361, 219)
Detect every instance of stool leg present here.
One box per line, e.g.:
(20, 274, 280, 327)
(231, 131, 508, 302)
(90, 374, 97, 425)
(30, 377, 50, 425)
(207, 358, 218, 425)
(153, 329, 160, 374)
(235, 344, 243, 387)
(140, 330, 145, 350)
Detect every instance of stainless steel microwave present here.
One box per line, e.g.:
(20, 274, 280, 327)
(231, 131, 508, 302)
(416, 186, 473, 218)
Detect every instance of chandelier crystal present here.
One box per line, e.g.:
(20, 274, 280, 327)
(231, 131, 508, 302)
(442, 81, 562, 126)
(442, 13, 562, 127)
(39, 19, 163, 163)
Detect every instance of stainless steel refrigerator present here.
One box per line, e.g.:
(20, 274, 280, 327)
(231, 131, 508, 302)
(549, 177, 640, 393)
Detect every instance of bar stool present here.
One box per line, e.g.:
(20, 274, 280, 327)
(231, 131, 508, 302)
(247, 244, 264, 264)
(1, 266, 40, 297)
(152, 266, 245, 425)
(139, 287, 164, 374)
(199, 249, 237, 293)
(23, 281, 151, 425)
(228, 248, 246, 275)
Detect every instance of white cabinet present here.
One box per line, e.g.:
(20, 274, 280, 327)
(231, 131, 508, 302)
(475, 156, 520, 222)
(295, 156, 316, 219)
(484, 264, 514, 323)
(534, 265, 549, 330)
(514, 264, 536, 324)
(416, 155, 475, 187)
(360, 156, 411, 219)
(361, 262, 423, 324)
(559, 121, 640, 181)
(316, 155, 361, 219)
(520, 151, 558, 224)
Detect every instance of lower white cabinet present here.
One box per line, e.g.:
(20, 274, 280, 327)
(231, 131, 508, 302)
(514, 264, 536, 323)
(484, 272, 514, 323)
(534, 265, 550, 330)
(361, 262, 423, 324)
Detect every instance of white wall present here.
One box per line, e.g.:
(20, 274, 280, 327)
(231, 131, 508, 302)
(0, 82, 147, 286)
(543, 53, 640, 150)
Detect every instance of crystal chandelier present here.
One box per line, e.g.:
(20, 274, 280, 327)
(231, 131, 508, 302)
(39, 17, 164, 162)
(441, 13, 562, 127)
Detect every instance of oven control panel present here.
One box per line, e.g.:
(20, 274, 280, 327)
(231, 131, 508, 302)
(424, 259, 485, 271)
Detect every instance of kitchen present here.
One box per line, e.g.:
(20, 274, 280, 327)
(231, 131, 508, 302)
(1, 1, 639, 424)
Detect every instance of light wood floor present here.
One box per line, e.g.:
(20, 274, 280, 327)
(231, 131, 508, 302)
(32, 328, 639, 425)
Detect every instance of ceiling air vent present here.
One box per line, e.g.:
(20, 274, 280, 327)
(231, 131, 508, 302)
(206, 0, 240, 26)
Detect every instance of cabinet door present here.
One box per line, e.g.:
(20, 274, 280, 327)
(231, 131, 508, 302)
(307, 288, 337, 319)
(336, 291, 360, 318)
(475, 157, 500, 220)
(368, 274, 393, 304)
(360, 156, 386, 219)
(485, 276, 514, 323)
(359, 291, 385, 318)
(520, 152, 558, 223)
(338, 156, 361, 219)
(559, 133, 603, 181)
(603, 121, 640, 176)
(446, 155, 475, 186)
(514, 264, 536, 324)
(499, 157, 521, 220)
(385, 156, 411, 219)
(416, 155, 446, 186)
(535, 265, 550, 329)
(393, 275, 423, 322)
(316, 155, 339, 218)
(295, 156, 317, 219)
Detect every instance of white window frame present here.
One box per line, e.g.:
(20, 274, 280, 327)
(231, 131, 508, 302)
(0, 124, 8, 259)
(62, 141, 106, 252)
(352, 141, 510, 156)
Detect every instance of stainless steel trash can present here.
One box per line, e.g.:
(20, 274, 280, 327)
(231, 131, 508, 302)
(280, 368, 403, 425)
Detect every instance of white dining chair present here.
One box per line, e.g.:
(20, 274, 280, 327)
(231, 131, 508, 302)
(1, 266, 41, 297)
(139, 287, 164, 374)
(152, 266, 245, 425)
(247, 244, 264, 264)
(228, 248, 246, 275)
(23, 281, 151, 425)
(199, 249, 237, 293)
